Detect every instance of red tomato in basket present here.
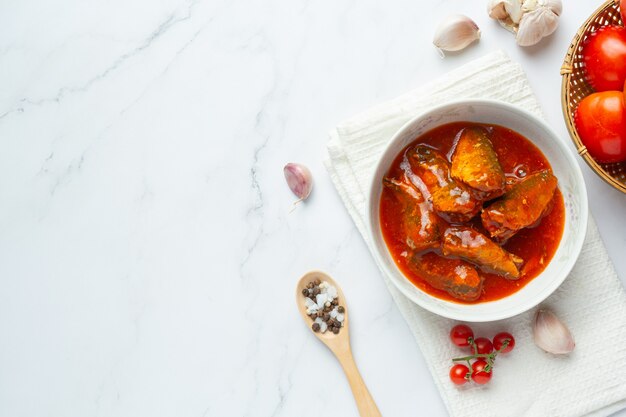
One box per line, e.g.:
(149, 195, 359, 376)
(574, 91, 626, 163)
(582, 25, 626, 92)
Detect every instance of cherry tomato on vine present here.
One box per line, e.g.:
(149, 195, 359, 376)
(582, 25, 626, 92)
(471, 360, 492, 385)
(493, 332, 515, 353)
(574, 91, 626, 163)
(474, 337, 494, 354)
(449, 364, 470, 385)
(450, 324, 474, 347)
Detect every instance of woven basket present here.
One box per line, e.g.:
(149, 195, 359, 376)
(561, 0, 626, 194)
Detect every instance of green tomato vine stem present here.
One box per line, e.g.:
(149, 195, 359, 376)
(451, 339, 511, 372)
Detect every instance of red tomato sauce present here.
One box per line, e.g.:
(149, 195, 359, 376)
(379, 122, 565, 304)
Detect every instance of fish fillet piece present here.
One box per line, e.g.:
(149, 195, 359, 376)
(481, 169, 558, 242)
(407, 145, 481, 223)
(441, 226, 523, 279)
(451, 127, 505, 200)
(408, 252, 483, 301)
(383, 176, 442, 252)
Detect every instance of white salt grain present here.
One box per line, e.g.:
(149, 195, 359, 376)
(305, 298, 319, 314)
(316, 294, 328, 308)
(326, 286, 338, 299)
(320, 322, 328, 333)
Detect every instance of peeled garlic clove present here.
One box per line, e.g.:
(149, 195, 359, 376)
(516, 6, 559, 46)
(284, 163, 313, 201)
(533, 309, 575, 354)
(487, 0, 509, 19)
(433, 14, 480, 55)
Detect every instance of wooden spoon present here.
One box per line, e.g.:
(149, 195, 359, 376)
(296, 270, 381, 417)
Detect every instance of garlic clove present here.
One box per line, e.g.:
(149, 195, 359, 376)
(516, 7, 559, 46)
(487, 0, 509, 19)
(504, 0, 524, 24)
(433, 14, 481, 55)
(533, 309, 575, 354)
(284, 163, 313, 201)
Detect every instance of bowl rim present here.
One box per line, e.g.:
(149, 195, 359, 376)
(366, 98, 589, 322)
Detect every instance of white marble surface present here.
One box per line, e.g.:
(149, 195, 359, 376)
(0, 1, 625, 416)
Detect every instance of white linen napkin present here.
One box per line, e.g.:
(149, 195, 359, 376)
(325, 50, 626, 417)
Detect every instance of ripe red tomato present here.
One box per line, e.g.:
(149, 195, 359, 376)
(493, 332, 515, 353)
(471, 360, 492, 385)
(449, 364, 470, 385)
(450, 324, 474, 347)
(574, 91, 626, 163)
(474, 337, 494, 354)
(582, 25, 626, 92)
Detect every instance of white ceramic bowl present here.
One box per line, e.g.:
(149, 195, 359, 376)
(367, 99, 588, 322)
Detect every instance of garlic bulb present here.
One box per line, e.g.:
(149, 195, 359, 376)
(284, 163, 313, 201)
(533, 309, 575, 354)
(487, 0, 562, 46)
(433, 15, 481, 56)
(516, 6, 559, 46)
